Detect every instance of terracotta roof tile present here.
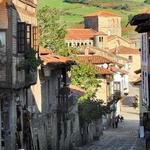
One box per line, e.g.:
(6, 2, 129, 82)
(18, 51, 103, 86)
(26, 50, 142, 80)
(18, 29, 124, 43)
(0, 2, 8, 29)
(110, 66, 128, 74)
(84, 11, 120, 18)
(65, 29, 106, 40)
(144, 9, 150, 14)
(77, 55, 113, 64)
(69, 85, 85, 95)
(78, 46, 128, 61)
(40, 54, 75, 65)
(39, 47, 53, 55)
(95, 66, 113, 75)
(109, 46, 140, 54)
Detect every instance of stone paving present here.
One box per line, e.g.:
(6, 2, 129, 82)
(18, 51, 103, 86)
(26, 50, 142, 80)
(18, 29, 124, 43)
(76, 104, 145, 150)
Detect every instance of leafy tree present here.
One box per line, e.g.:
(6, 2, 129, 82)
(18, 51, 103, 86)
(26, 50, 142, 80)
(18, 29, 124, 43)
(38, 6, 68, 56)
(144, 0, 150, 3)
(71, 63, 101, 100)
(78, 99, 103, 123)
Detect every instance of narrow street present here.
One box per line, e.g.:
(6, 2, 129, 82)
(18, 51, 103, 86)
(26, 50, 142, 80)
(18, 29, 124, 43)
(76, 99, 145, 150)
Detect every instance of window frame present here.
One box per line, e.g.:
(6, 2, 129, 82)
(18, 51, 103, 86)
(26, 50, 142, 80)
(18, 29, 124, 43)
(17, 22, 31, 53)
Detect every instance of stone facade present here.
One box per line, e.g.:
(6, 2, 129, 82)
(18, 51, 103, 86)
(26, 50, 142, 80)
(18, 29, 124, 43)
(0, 0, 38, 149)
(29, 54, 82, 150)
(84, 11, 121, 37)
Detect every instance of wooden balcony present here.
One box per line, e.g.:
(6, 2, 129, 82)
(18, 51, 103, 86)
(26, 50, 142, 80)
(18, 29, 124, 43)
(107, 90, 121, 107)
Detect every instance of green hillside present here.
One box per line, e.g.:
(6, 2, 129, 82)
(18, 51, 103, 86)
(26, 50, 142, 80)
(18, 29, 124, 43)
(37, 0, 150, 36)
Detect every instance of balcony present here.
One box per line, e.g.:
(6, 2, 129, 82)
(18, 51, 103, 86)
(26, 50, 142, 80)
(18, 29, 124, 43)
(107, 90, 121, 107)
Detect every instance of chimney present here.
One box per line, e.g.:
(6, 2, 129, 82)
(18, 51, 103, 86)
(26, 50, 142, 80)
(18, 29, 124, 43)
(85, 47, 89, 55)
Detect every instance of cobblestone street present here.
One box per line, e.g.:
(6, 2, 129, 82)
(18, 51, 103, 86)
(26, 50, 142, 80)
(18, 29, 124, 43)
(76, 102, 145, 150)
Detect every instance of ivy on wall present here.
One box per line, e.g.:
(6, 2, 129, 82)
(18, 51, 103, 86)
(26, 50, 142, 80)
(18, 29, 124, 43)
(16, 48, 42, 72)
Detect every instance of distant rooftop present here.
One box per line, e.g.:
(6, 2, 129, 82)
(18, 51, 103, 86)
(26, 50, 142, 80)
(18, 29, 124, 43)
(109, 46, 140, 54)
(40, 54, 75, 66)
(84, 11, 120, 18)
(65, 29, 96, 40)
(65, 29, 106, 40)
(77, 55, 113, 65)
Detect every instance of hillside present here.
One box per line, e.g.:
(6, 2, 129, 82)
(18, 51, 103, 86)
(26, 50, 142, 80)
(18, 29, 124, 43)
(38, 0, 150, 36)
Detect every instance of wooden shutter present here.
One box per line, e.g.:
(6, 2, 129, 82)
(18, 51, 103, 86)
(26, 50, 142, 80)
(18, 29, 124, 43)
(26, 24, 31, 51)
(32, 26, 38, 51)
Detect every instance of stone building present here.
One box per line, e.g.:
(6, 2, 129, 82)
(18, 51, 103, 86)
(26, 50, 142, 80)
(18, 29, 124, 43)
(30, 52, 82, 150)
(109, 46, 140, 96)
(65, 29, 136, 50)
(65, 11, 138, 49)
(0, 0, 38, 149)
(84, 11, 122, 37)
(130, 10, 150, 144)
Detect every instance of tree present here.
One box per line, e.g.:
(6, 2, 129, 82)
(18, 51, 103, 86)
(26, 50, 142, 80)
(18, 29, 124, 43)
(144, 0, 150, 3)
(38, 6, 68, 56)
(71, 62, 101, 100)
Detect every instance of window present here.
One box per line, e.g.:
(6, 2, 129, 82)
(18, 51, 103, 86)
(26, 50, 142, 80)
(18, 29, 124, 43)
(0, 31, 6, 52)
(128, 55, 133, 62)
(69, 43, 72, 47)
(99, 37, 103, 42)
(113, 82, 120, 91)
(17, 22, 31, 53)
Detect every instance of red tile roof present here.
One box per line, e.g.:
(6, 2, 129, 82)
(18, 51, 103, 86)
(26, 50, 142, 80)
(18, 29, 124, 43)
(110, 66, 128, 74)
(77, 55, 113, 64)
(40, 54, 75, 65)
(69, 85, 85, 95)
(78, 46, 128, 62)
(95, 66, 113, 75)
(0, 2, 8, 29)
(84, 11, 120, 18)
(39, 47, 53, 55)
(144, 9, 150, 14)
(65, 29, 106, 40)
(109, 46, 140, 54)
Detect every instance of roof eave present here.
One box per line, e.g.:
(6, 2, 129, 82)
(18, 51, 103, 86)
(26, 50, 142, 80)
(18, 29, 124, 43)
(130, 14, 150, 26)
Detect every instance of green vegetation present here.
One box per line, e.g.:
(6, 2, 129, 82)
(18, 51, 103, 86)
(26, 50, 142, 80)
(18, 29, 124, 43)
(38, 0, 150, 36)
(38, 6, 68, 55)
(71, 63, 104, 123)
(71, 63, 100, 100)
(16, 48, 42, 71)
(144, 0, 150, 3)
(78, 99, 103, 123)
